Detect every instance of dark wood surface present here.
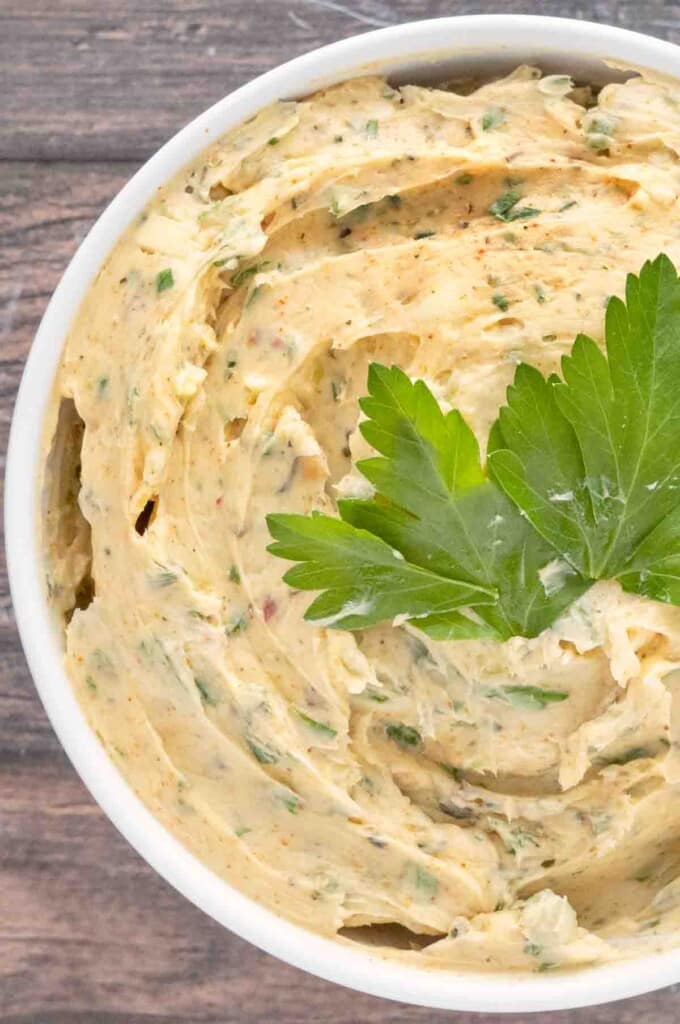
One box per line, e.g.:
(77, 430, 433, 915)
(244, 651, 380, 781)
(1, 2, 679, 1021)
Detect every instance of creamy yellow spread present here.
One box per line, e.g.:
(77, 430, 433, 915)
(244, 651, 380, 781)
(43, 66, 680, 972)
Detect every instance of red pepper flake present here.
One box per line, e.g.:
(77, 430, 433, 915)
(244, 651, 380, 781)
(271, 335, 284, 349)
(215, 496, 223, 506)
(263, 597, 277, 622)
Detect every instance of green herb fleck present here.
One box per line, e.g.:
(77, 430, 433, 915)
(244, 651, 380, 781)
(245, 284, 263, 308)
(156, 268, 174, 293)
(486, 686, 569, 710)
(587, 134, 610, 151)
(634, 870, 653, 883)
(151, 567, 178, 588)
(489, 191, 540, 223)
(534, 283, 546, 304)
(225, 612, 249, 635)
(231, 261, 269, 288)
(481, 107, 506, 131)
(585, 117, 615, 151)
(596, 747, 650, 767)
(414, 229, 436, 240)
(440, 801, 475, 820)
(296, 710, 337, 737)
(538, 74, 573, 96)
(248, 739, 278, 764)
(414, 865, 439, 893)
(386, 722, 422, 747)
(92, 649, 113, 672)
(456, 172, 473, 185)
(365, 119, 379, 138)
(279, 791, 301, 814)
(587, 116, 615, 136)
(407, 635, 433, 662)
(195, 678, 217, 707)
(260, 429, 275, 455)
(492, 293, 510, 312)
(229, 564, 241, 584)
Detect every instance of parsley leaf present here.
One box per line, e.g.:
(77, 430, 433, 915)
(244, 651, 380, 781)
(489, 255, 680, 601)
(266, 512, 492, 630)
(268, 365, 587, 638)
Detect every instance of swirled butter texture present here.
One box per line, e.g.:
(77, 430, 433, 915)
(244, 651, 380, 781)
(43, 66, 680, 972)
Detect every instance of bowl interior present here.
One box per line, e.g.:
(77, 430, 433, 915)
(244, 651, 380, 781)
(6, 15, 680, 1014)
(387, 50, 633, 88)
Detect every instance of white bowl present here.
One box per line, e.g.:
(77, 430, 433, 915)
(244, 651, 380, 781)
(6, 14, 680, 1013)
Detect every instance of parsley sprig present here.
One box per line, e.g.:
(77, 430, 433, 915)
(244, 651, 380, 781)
(267, 369, 586, 640)
(267, 255, 680, 639)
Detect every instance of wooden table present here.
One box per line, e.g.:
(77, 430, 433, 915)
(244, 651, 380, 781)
(1, 3, 679, 1020)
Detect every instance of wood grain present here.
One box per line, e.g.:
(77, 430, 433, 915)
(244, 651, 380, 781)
(1, 2, 680, 1020)
(2, 0, 678, 162)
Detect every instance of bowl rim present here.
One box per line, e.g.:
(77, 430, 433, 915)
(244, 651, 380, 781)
(6, 13, 680, 1013)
